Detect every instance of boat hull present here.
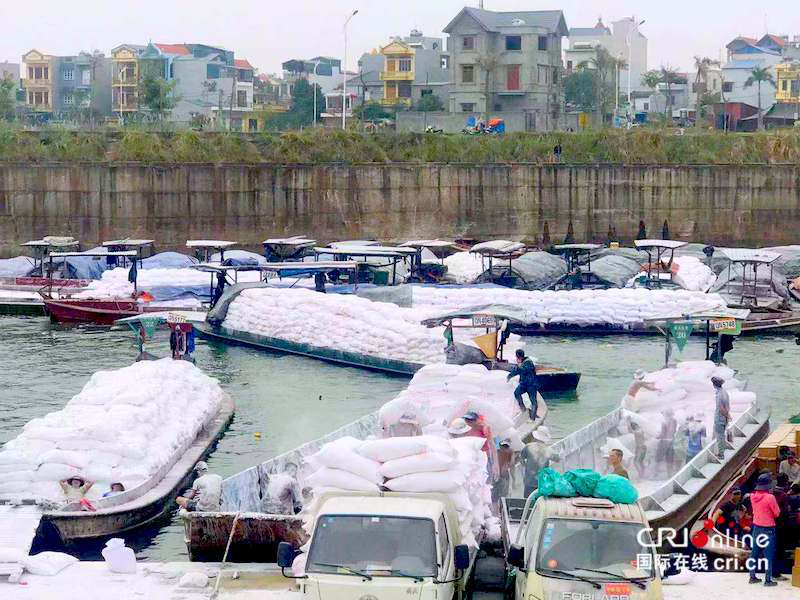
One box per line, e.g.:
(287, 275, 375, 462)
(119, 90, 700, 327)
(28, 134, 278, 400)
(41, 297, 142, 325)
(42, 393, 235, 542)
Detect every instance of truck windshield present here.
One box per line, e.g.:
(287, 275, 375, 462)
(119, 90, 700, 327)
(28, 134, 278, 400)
(307, 515, 437, 578)
(537, 519, 655, 580)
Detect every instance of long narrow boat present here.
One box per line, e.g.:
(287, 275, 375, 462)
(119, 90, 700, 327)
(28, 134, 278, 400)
(194, 322, 580, 393)
(182, 397, 548, 562)
(549, 402, 769, 544)
(40, 296, 144, 325)
(38, 393, 235, 543)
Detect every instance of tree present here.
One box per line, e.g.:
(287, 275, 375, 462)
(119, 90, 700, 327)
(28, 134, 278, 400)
(138, 69, 178, 122)
(264, 78, 323, 130)
(475, 53, 500, 118)
(641, 70, 661, 93)
(578, 46, 621, 126)
(660, 66, 681, 121)
(0, 75, 16, 120)
(693, 56, 720, 127)
(745, 66, 776, 130)
(415, 94, 444, 112)
(564, 70, 596, 112)
(353, 101, 393, 121)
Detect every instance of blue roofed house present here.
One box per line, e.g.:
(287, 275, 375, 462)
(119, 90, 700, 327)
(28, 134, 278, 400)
(721, 35, 782, 110)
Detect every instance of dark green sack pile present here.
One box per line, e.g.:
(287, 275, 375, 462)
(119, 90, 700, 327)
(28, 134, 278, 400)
(533, 468, 639, 504)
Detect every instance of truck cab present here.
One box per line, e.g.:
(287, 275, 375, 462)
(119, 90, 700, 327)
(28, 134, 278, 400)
(278, 492, 472, 600)
(503, 496, 663, 600)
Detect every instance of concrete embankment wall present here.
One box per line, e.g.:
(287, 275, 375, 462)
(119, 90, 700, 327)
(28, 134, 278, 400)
(0, 162, 798, 256)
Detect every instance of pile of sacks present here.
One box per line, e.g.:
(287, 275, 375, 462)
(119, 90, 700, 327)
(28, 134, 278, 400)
(671, 256, 717, 292)
(0, 359, 226, 502)
(412, 286, 726, 328)
(606, 360, 755, 473)
(442, 252, 486, 284)
(304, 435, 491, 548)
(222, 287, 446, 364)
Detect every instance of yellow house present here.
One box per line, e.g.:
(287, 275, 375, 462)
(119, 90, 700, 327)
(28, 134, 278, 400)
(22, 50, 53, 112)
(776, 62, 800, 103)
(111, 45, 141, 114)
(380, 41, 414, 106)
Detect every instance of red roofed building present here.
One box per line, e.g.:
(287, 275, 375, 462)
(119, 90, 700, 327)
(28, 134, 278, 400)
(154, 43, 191, 56)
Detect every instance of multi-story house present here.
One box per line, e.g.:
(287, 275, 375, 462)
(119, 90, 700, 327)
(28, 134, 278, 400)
(721, 35, 783, 110)
(377, 29, 449, 108)
(111, 45, 146, 115)
(776, 62, 800, 103)
(22, 49, 111, 119)
(282, 57, 344, 97)
(443, 7, 568, 131)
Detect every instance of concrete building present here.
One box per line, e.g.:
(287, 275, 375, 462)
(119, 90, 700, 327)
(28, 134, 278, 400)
(22, 49, 111, 120)
(282, 57, 344, 97)
(721, 34, 785, 111)
(443, 7, 569, 131)
(566, 16, 647, 95)
(775, 61, 800, 103)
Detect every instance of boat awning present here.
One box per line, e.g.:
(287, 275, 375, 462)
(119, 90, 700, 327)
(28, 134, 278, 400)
(314, 246, 419, 258)
(470, 240, 527, 257)
(329, 240, 380, 248)
(642, 307, 751, 326)
(400, 240, 458, 258)
(48, 251, 138, 258)
(192, 261, 361, 275)
(262, 236, 316, 247)
(186, 240, 237, 249)
(553, 243, 603, 251)
(421, 304, 530, 327)
(22, 239, 80, 248)
(634, 240, 688, 250)
(115, 311, 206, 326)
(719, 248, 781, 264)
(102, 239, 155, 248)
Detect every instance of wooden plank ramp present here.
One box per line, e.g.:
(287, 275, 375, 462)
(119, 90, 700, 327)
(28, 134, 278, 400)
(0, 503, 43, 580)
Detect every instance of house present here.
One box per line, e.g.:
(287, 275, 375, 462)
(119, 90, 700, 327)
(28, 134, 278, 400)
(711, 101, 759, 131)
(566, 16, 647, 94)
(720, 59, 779, 110)
(775, 62, 800, 103)
(282, 57, 345, 97)
(22, 49, 111, 120)
(443, 6, 569, 131)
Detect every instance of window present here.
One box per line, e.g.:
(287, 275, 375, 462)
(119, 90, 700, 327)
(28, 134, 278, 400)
(81, 69, 91, 85)
(462, 36, 475, 51)
(538, 36, 548, 51)
(63, 68, 74, 81)
(461, 103, 475, 112)
(461, 64, 475, 84)
(207, 64, 220, 79)
(567, 60, 573, 71)
(237, 90, 248, 107)
(506, 36, 522, 51)
(437, 516, 451, 578)
(713, 79, 718, 90)
(722, 81, 733, 93)
(782, 80, 789, 91)
(248, 118, 258, 132)
(386, 58, 396, 72)
(421, 89, 433, 96)
(398, 83, 412, 98)
(441, 56, 450, 70)
(537, 65, 549, 85)
(644, 102, 649, 111)
(63, 93, 73, 105)
(506, 64, 521, 90)
(44, 66, 49, 80)
(552, 67, 559, 84)
(398, 58, 412, 72)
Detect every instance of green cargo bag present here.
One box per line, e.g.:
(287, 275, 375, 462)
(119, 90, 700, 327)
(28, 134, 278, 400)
(564, 469, 602, 497)
(594, 474, 639, 504)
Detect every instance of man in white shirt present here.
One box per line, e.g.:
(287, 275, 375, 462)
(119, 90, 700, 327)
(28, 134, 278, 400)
(176, 461, 222, 512)
(779, 454, 800, 485)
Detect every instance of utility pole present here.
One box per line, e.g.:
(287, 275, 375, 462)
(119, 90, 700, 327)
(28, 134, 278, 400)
(218, 89, 224, 130)
(229, 67, 238, 131)
(343, 9, 359, 130)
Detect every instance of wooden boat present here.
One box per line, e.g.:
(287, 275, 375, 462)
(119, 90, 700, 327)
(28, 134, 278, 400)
(182, 395, 548, 562)
(0, 276, 90, 292)
(548, 402, 769, 549)
(40, 296, 144, 325)
(194, 323, 580, 393)
(41, 393, 234, 543)
(687, 423, 800, 565)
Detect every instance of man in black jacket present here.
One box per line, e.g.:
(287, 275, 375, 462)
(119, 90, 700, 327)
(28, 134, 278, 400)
(507, 349, 538, 419)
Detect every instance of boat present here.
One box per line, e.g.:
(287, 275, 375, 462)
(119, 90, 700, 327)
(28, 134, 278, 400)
(182, 391, 548, 562)
(687, 423, 800, 564)
(40, 296, 144, 325)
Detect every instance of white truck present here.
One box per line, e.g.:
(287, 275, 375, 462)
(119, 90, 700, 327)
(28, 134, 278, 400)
(277, 491, 474, 600)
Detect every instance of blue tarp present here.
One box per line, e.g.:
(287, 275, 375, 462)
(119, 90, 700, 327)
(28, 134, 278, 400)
(0, 256, 36, 277)
(141, 252, 198, 270)
(64, 247, 113, 280)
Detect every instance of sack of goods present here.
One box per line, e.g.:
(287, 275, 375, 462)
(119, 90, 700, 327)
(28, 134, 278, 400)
(412, 286, 726, 329)
(0, 359, 226, 502)
(222, 287, 446, 364)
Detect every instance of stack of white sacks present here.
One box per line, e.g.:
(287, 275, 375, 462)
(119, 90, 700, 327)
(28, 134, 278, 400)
(412, 286, 726, 328)
(671, 256, 717, 292)
(607, 360, 755, 473)
(443, 252, 488, 284)
(302, 365, 527, 548)
(222, 287, 446, 364)
(0, 359, 226, 502)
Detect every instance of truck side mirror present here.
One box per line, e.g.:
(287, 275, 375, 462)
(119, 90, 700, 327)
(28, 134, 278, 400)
(277, 542, 296, 569)
(507, 544, 525, 570)
(454, 544, 470, 571)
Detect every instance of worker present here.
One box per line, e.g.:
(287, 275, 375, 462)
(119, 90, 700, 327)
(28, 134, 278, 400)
(263, 463, 303, 515)
(629, 420, 647, 476)
(448, 417, 472, 438)
(622, 370, 658, 411)
(686, 415, 707, 462)
(712, 487, 750, 538)
(387, 411, 422, 438)
(712, 376, 731, 460)
(492, 439, 516, 504)
(748, 473, 783, 586)
(606, 449, 630, 480)
(59, 476, 94, 506)
(463, 411, 499, 482)
(103, 482, 126, 498)
(521, 427, 556, 498)
(314, 272, 327, 293)
(656, 408, 677, 476)
(176, 461, 222, 512)
(778, 453, 800, 485)
(507, 349, 538, 420)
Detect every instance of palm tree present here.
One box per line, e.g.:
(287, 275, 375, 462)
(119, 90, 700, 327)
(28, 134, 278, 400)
(744, 67, 776, 130)
(693, 56, 720, 127)
(475, 53, 500, 120)
(660, 66, 681, 122)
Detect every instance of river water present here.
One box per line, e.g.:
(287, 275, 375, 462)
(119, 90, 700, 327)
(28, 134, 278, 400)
(0, 315, 798, 561)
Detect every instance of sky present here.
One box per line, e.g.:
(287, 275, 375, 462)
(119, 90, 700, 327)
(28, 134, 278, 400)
(0, 1, 797, 74)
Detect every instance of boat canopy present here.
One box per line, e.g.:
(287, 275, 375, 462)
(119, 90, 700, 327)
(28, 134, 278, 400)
(193, 261, 361, 276)
(421, 304, 530, 327)
(102, 239, 155, 248)
(314, 245, 419, 257)
(633, 240, 688, 250)
(719, 248, 781, 264)
(262, 236, 317, 261)
(469, 240, 527, 257)
(262, 236, 316, 247)
(48, 251, 138, 259)
(552, 243, 603, 251)
(22, 237, 80, 249)
(186, 240, 237, 249)
(642, 307, 751, 326)
(634, 239, 687, 288)
(115, 311, 205, 327)
(400, 240, 458, 259)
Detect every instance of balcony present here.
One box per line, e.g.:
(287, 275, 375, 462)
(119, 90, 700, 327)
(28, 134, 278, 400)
(380, 70, 414, 81)
(380, 97, 412, 106)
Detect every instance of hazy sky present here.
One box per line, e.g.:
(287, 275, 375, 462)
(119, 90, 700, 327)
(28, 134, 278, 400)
(0, 1, 796, 74)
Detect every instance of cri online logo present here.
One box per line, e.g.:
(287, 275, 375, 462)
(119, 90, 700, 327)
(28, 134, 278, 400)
(690, 516, 727, 548)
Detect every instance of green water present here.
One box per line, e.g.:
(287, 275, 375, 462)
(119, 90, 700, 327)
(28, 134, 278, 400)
(0, 316, 798, 561)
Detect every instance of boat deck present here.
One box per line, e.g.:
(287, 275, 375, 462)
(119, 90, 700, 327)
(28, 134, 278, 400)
(0, 503, 43, 555)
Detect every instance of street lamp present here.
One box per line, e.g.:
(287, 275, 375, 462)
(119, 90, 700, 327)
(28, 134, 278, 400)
(342, 9, 359, 130)
(627, 17, 646, 109)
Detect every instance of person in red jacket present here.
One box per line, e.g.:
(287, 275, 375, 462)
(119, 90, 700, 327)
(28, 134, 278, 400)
(748, 473, 785, 586)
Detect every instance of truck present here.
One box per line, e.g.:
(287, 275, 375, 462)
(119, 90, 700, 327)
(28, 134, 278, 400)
(277, 491, 474, 600)
(501, 495, 664, 600)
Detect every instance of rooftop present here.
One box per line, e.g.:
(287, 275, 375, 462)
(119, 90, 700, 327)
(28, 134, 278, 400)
(235, 59, 254, 70)
(444, 7, 568, 37)
(154, 43, 191, 56)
